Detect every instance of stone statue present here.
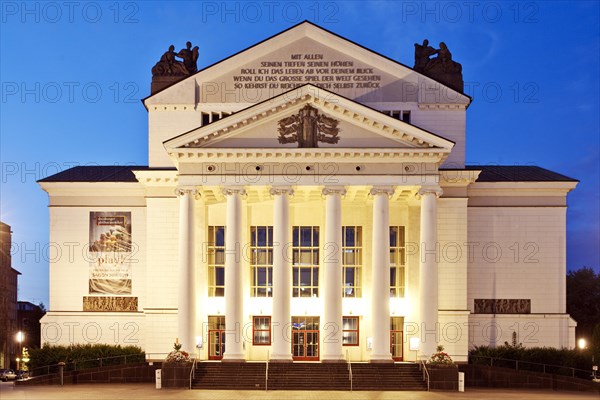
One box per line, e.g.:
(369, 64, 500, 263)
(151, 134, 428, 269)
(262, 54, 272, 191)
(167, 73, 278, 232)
(152, 44, 188, 76)
(178, 41, 199, 74)
(414, 40, 464, 93)
(278, 105, 340, 148)
(151, 41, 199, 94)
(414, 39, 437, 73)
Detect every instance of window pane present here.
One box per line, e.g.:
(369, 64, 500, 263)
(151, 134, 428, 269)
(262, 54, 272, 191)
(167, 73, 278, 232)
(345, 268, 355, 286)
(345, 227, 355, 247)
(216, 267, 224, 286)
(293, 228, 299, 246)
(216, 227, 225, 246)
(301, 227, 312, 246)
(299, 250, 312, 265)
(257, 227, 267, 247)
(216, 249, 225, 265)
(300, 268, 311, 286)
(313, 227, 319, 244)
(390, 227, 397, 247)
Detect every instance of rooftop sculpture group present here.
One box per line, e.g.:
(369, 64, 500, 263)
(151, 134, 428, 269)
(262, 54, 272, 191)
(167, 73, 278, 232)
(414, 40, 464, 92)
(151, 41, 199, 94)
(152, 41, 199, 76)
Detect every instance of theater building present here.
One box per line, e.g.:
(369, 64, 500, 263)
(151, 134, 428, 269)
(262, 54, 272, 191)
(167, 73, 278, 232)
(39, 22, 577, 363)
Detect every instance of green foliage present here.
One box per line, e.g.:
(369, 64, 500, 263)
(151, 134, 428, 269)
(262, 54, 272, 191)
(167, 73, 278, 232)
(27, 344, 144, 373)
(592, 323, 600, 361)
(567, 267, 600, 339)
(471, 344, 594, 376)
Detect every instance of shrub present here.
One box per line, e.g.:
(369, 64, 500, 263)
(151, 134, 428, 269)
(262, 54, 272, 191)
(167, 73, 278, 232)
(27, 344, 144, 373)
(470, 344, 594, 376)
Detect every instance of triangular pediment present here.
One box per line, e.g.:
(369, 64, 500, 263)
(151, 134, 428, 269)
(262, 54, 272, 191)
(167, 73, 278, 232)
(164, 84, 454, 152)
(144, 21, 470, 107)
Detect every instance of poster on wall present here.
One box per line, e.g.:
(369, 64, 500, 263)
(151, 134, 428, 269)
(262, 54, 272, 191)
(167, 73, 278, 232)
(88, 211, 132, 295)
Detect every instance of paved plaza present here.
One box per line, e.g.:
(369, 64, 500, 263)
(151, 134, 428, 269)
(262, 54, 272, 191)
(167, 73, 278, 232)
(1, 382, 598, 400)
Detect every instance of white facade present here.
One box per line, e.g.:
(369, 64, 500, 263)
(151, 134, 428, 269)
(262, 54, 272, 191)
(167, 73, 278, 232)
(39, 22, 577, 363)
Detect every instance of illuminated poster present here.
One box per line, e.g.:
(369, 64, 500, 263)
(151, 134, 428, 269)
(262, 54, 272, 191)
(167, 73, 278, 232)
(88, 211, 132, 294)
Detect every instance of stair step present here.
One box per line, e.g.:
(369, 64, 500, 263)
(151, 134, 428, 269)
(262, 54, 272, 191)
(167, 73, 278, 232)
(192, 361, 427, 391)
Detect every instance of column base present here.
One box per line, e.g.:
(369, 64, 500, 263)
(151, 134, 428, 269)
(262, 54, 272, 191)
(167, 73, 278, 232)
(221, 356, 246, 363)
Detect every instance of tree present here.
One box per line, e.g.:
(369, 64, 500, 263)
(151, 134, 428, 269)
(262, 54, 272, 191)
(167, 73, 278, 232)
(567, 267, 600, 339)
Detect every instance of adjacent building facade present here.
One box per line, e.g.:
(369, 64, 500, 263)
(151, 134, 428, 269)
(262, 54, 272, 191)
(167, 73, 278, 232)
(39, 22, 577, 363)
(0, 221, 21, 369)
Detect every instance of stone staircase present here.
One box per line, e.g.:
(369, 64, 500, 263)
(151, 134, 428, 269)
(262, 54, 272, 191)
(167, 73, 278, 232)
(192, 361, 427, 391)
(351, 363, 427, 391)
(268, 362, 350, 390)
(192, 362, 266, 390)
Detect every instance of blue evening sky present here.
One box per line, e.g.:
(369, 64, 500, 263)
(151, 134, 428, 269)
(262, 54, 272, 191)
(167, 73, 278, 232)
(1, 1, 598, 306)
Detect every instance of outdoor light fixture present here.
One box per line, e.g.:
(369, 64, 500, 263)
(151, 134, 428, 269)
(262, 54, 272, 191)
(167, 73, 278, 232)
(578, 338, 587, 350)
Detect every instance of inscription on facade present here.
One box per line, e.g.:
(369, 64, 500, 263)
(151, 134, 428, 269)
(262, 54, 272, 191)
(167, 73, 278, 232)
(232, 53, 382, 90)
(474, 299, 531, 314)
(83, 296, 138, 312)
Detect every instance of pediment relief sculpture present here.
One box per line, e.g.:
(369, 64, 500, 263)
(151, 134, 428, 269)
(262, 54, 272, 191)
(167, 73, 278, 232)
(277, 105, 340, 148)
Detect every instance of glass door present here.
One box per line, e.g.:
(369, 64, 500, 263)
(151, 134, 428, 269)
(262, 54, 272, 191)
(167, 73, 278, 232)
(208, 316, 225, 360)
(390, 317, 404, 361)
(291, 316, 319, 361)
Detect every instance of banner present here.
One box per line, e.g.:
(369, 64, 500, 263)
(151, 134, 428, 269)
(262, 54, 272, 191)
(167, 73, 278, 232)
(88, 211, 132, 295)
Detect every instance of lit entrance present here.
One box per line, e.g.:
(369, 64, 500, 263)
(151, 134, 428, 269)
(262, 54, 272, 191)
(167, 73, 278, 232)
(208, 316, 225, 360)
(390, 317, 404, 361)
(292, 316, 319, 361)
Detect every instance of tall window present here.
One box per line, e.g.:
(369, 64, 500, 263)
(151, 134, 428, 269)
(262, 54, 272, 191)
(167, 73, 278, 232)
(390, 226, 406, 297)
(342, 226, 362, 297)
(342, 316, 359, 346)
(252, 316, 271, 345)
(208, 226, 225, 297)
(250, 226, 273, 297)
(292, 226, 319, 297)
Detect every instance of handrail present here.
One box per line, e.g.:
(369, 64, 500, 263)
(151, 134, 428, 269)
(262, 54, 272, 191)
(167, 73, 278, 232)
(265, 351, 269, 391)
(469, 355, 594, 380)
(346, 349, 353, 392)
(420, 360, 430, 391)
(27, 353, 146, 378)
(189, 358, 197, 390)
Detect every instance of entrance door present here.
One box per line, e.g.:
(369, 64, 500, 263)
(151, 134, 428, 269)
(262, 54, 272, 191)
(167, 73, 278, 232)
(292, 316, 319, 361)
(390, 317, 404, 361)
(208, 316, 225, 360)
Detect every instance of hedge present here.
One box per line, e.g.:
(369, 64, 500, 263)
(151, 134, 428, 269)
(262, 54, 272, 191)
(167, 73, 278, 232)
(27, 344, 144, 374)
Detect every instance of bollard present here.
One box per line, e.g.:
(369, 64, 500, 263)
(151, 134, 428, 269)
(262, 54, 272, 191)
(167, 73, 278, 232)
(58, 362, 65, 386)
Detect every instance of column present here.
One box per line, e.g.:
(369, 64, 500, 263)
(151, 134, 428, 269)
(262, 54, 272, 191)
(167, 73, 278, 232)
(321, 186, 346, 362)
(177, 187, 197, 354)
(370, 186, 395, 362)
(222, 187, 246, 361)
(418, 186, 443, 360)
(270, 187, 294, 361)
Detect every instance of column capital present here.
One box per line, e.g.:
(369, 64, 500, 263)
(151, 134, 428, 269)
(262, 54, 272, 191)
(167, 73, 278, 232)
(221, 186, 247, 197)
(369, 186, 395, 198)
(322, 186, 346, 197)
(175, 187, 199, 198)
(416, 186, 443, 199)
(269, 186, 294, 197)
